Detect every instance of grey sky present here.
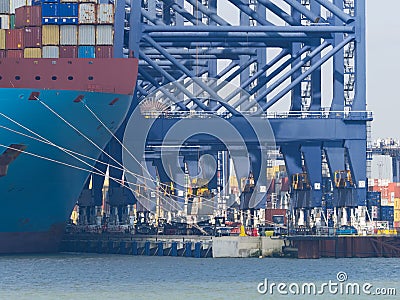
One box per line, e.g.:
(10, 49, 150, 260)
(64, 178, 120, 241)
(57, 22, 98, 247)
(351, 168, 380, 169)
(367, 0, 400, 140)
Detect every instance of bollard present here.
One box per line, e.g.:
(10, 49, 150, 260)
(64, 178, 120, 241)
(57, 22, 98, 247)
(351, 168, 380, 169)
(157, 241, 163, 256)
(131, 241, 138, 255)
(145, 241, 151, 256)
(194, 242, 202, 258)
(171, 241, 178, 256)
(185, 242, 192, 257)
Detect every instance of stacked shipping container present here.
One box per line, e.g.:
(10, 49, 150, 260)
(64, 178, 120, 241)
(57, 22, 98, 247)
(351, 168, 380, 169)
(0, 0, 114, 58)
(394, 198, 400, 228)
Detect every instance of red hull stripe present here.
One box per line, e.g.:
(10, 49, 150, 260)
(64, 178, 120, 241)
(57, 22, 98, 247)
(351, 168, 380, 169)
(74, 95, 85, 103)
(109, 97, 119, 105)
(28, 91, 40, 100)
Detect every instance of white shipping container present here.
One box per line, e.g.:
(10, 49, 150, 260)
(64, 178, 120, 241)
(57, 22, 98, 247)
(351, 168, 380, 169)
(0, 14, 9, 29)
(96, 25, 113, 45)
(78, 25, 95, 45)
(10, 0, 26, 14)
(60, 25, 77, 45)
(97, 4, 113, 24)
(381, 198, 389, 206)
(78, 3, 96, 24)
(60, 0, 78, 2)
(42, 45, 59, 58)
(79, 0, 98, 3)
(0, 1, 10, 14)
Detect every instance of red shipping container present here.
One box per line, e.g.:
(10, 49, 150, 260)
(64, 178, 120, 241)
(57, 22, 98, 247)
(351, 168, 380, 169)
(95, 45, 113, 58)
(15, 6, 42, 28)
(388, 182, 400, 198)
(0, 50, 5, 58)
(6, 29, 24, 49)
(265, 208, 287, 225)
(281, 177, 290, 192)
(23, 27, 41, 48)
(59, 45, 78, 58)
(7, 49, 23, 58)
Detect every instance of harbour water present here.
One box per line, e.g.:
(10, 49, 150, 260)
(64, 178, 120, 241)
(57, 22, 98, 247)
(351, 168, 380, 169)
(1, 254, 399, 299)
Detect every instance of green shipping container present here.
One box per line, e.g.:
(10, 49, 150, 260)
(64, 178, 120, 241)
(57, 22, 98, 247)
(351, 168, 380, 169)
(10, 14, 15, 29)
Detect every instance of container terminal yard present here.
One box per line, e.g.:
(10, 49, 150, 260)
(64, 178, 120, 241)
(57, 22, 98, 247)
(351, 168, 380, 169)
(1, 0, 398, 258)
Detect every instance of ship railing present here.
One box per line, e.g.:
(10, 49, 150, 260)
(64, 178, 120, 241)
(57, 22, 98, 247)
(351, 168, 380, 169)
(261, 110, 372, 120)
(141, 110, 373, 120)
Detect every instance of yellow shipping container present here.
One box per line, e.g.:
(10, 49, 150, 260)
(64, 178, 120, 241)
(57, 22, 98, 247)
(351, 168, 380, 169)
(395, 198, 400, 210)
(395, 209, 400, 222)
(42, 25, 59, 45)
(0, 29, 5, 50)
(24, 48, 41, 58)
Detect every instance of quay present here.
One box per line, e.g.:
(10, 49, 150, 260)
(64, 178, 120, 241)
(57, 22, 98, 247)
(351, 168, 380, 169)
(60, 231, 400, 259)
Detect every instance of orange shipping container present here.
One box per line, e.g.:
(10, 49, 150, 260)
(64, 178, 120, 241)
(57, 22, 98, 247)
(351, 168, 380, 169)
(395, 209, 400, 222)
(395, 198, 400, 210)
(372, 185, 389, 199)
(6, 29, 23, 49)
(388, 182, 400, 198)
(394, 221, 400, 228)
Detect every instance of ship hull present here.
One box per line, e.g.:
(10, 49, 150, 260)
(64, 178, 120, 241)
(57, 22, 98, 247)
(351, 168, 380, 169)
(0, 88, 133, 254)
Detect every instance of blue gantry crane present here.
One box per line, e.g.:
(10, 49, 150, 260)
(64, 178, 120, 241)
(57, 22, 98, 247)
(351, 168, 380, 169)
(79, 0, 371, 229)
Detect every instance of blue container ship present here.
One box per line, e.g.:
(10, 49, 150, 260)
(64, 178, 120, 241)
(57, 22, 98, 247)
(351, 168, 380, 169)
(0, 1, 138, 253)
(0, 58, 138, 253)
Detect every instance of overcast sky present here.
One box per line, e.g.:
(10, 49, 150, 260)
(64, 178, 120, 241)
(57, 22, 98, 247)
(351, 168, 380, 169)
(366, 0, 400, 140)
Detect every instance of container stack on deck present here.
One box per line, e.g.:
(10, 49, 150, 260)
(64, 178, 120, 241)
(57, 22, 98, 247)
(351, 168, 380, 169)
(0, 0, 114, 58)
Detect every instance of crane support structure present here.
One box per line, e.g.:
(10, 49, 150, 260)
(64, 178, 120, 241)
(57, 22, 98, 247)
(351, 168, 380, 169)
(85, 0, 370, 218)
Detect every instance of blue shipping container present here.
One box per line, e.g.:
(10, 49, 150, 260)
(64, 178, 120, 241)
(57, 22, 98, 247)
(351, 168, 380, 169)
(367, 191, 381, 207)
(367, 191, 381, 200)
(60, 17, 78, 24)
(42, 3, 58, 17)
(78, 46, 95, 58)
(380, 206, 394, 221)
(59, 3, 78, 17)
(43, 0, 60, 3)
(42, 17, 59, 24)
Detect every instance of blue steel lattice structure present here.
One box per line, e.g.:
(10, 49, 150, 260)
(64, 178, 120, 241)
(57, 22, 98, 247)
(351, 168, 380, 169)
(125, 0, 370, 211)
(82, 0, 371, 225)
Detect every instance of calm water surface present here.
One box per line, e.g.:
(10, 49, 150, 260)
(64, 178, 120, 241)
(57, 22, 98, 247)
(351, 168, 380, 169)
(0, 254, 399, 300)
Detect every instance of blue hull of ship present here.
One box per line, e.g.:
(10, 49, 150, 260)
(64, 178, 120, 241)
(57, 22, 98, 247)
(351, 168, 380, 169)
(0, 88, 132, 253)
